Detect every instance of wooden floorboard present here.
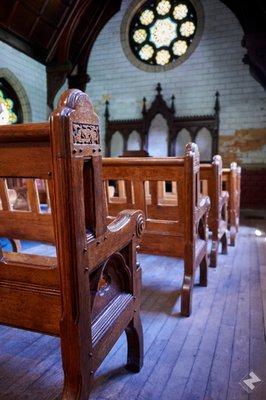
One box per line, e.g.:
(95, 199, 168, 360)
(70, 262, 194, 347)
(0, 219, 266, 400)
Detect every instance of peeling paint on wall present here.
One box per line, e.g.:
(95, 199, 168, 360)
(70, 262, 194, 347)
(220, 128, 266, 166)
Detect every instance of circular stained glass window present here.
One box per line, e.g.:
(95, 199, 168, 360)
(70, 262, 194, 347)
(121, 0, 204, 71)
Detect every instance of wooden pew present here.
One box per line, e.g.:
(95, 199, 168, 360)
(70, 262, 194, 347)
(103, 143, 210, 317)
(222, 162, 241, 246)
(0, 89, 144, 400)
(200, 156, 229, 268)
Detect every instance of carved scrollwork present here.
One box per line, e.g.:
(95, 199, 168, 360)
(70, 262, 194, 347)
(136, 214, 145, 238)
(72, 122, 100, 145)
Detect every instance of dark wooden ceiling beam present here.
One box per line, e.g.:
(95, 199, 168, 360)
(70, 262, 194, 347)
(46, 0, 122, 110)
(46, 0, 91, 64)
(68, 0, 123, 73)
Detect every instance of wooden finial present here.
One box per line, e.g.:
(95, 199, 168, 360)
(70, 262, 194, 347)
(142, 97, 147, 115)
(171, 95, 175, 114)
(104, 100, 110, 121)
(156, 82, 162, 96)
(214, 91, 220, 114)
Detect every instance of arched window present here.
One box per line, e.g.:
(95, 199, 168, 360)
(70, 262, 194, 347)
(0, 78, 22, 125)
(175, 128, 191, 155)
(195, 127, 212, 161)
(111, 131, 124, 157)
(128, 131, 142, 150)
(148, 113, 168, 156)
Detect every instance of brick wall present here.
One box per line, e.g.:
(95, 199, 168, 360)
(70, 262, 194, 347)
(0, 41, 47, 122)
(87, 0, 266, 161)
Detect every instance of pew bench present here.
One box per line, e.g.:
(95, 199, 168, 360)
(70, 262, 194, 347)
(0, 89, 144, 400)
(200, 156, 229, 268)
(103, 143, 210, 317)
(222, 162, 241, 246)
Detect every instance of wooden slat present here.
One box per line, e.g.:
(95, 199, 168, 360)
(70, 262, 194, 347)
(27, 179, 40, 213)
(0, 211, 54, 243)
(0, 123, 50, 143)
(0, 286, 60, 335)
(132, 180, 146, 216)
(149, 181, 158, 206)
(103, 161, 184, 182)
(0, 145, 52, 178)
(0, 252, 58, 287)
(0, 179, 10, 210)
(147, 204, 180, 221)
(45, 180, 52, 211)
(145, 219, 183, 234)
(124, 180, 133, 203)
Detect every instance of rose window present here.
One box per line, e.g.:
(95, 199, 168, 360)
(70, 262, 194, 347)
(129, 0, 199, 67)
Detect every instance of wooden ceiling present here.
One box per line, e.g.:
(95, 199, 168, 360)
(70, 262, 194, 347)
(0, 0, 265, 109)
(0, 0, 75, 63)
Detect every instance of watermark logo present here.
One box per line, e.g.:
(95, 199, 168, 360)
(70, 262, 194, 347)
(240, 371, 262, 393)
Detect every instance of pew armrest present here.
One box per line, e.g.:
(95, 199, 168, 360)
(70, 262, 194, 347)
(106, 209, 145, 248)
(87, 210, 145, 270)
(107, 209, 143, 234)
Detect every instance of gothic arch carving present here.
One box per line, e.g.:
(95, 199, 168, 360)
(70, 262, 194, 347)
(105, 83, 220, 160)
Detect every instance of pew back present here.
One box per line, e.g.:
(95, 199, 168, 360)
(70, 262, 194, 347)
(0, 126, 54, 244)
(103, 146, 200, 258)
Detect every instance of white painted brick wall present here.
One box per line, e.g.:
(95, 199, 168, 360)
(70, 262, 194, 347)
(87, 0, 266, 159)
(0, 40, 47, 122)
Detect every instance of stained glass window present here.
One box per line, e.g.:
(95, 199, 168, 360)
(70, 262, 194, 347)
(0, 78, 22, 125)
(129, 0, 198, 67)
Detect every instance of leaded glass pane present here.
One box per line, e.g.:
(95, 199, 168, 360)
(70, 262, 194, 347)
(133, 29, 147, 44)
(140, 9, 154, 25)
(150, 18, 177, 48)
(0, 90, 18, 125)
(156, 0, 171, 16)
(173, 40, 188, 55)
(180, 21, 195, 37)
(173, 4, 188, 20)
(156, 49, 171, 65)
(139, 44, 154, 60)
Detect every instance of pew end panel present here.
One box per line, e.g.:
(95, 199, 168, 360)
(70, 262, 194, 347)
(222, 162, 241, 246)
(182, 143, 210, 316)
(200, 155, 229, 267)
(50, 89, 144, 398)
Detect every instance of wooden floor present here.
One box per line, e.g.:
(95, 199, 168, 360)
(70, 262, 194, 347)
(0, 218, 266, 400)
